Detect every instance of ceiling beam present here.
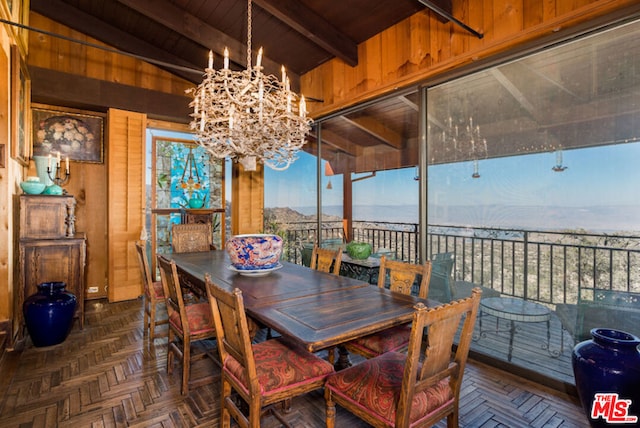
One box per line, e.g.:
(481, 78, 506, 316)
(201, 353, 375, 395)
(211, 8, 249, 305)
(490, 69, 540, 121)
(340, 116, 404, 150)
(398, 94, 419, 112)
(113, 0, 297, 87)
(30, 66, 191, 123)
(253, 0, 358, 67)
(309, 129, 361, 156)
(30, 0, 201, 84)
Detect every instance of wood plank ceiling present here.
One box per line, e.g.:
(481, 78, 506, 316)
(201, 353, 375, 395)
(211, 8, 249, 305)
(29, 0, 442, 174)
(29, 0, 431, 88)
(28, 1, 640, 176)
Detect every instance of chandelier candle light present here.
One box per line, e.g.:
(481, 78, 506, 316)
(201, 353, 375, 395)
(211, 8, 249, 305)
(188, 0, 312, 171)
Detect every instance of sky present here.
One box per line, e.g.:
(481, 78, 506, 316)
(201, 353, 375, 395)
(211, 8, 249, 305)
(263, 142, 640, 231)
(144, 128, 640, 231)
(265, 141, 640, 208)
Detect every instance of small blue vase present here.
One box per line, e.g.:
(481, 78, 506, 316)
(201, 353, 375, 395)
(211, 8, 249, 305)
(23, 282, 77, 347)
(572, 328, 640, 427)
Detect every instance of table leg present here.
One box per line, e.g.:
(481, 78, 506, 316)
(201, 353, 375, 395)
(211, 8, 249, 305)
(508, 320, 515, 362)
(546, 319, 550, 351)
(334, 345, 353, 370)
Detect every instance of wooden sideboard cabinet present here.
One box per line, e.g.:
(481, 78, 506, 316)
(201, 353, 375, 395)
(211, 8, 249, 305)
(15, 195, 86, 341)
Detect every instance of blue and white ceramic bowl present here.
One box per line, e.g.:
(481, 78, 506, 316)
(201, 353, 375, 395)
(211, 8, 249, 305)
(226, 234, 283, 270)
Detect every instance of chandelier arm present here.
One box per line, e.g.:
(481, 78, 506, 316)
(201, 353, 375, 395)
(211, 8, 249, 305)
(188, 0, 312, 171)
(247, 0, 252, 71)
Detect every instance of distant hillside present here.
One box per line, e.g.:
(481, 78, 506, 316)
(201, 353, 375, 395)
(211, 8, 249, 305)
(264, 207, 341, 226)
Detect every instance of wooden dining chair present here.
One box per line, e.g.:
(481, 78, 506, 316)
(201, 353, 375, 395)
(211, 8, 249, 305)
(135, 240, 168, 340)
(343, 255, 432, 359)
(171, 223, 214, 253)
(157, 255, 218, 395)
(325, 288, 482, 428)
(205, 274, 335, 428)
(310, 243, 343, 274)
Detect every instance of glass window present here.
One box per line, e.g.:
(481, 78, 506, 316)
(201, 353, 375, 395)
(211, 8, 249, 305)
(263, 135, 320, 265)
(145, 129, 225, 268)
(426, 19, 640, 385)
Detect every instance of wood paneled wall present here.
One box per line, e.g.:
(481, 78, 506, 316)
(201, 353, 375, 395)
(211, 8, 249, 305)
(302, 0, 640, 118)
(231, 163, 264, 235)
(28, 13, 191, 97)
(24, 14, 193, 300)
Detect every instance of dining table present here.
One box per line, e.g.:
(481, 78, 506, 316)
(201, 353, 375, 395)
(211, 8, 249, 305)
(166, 250, 435, 368)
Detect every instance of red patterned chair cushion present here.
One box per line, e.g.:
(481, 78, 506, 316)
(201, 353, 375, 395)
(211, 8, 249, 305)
(150, 280, 165, 299)
(224, 338, 334, 397)
(325, 352, 453, 426)
(168, 302, 215, 335)
(347, 324, 410, 355)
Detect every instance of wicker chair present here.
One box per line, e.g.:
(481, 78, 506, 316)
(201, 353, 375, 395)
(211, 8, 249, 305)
(205, 275, 334, 427)
(325, 288, 482, 428)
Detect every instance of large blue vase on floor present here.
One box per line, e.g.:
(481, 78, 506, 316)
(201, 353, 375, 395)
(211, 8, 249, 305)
(572, 328, 640, 427)
(23, 282, 77, 347)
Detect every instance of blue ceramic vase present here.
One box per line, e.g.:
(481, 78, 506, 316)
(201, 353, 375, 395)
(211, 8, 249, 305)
(572, 328, 640, 427)
(23, 282, 77, 347)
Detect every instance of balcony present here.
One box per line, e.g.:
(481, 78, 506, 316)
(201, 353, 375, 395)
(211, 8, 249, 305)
(274, 220, 640, 388)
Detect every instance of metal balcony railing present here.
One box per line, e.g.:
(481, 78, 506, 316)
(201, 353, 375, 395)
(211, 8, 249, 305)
(275, 220, 640, 308)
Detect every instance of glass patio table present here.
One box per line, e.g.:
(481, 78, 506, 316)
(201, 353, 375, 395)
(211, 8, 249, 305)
(477, 296, 554, 362)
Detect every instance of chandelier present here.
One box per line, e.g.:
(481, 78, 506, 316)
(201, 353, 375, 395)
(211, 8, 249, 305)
(188, 0, 312, 171)
(438, 116, 488, 177)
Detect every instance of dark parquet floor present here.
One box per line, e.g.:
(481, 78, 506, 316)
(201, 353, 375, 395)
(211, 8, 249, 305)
(0, 298, 589, 427)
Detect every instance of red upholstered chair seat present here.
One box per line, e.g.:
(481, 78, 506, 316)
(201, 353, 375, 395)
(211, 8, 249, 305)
(158, 255, 218, 395)
(224, 339, 334, 396)
(344, 324, 411, 356)
(325, 351, 452, 426)
(150, 280, 165, 299)
(343, 257, 432, 359)
(206, 276, 335, 426)
(168, 301, 215, 335)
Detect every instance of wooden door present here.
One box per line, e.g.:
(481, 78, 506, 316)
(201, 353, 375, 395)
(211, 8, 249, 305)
(107, 109, 146, 302)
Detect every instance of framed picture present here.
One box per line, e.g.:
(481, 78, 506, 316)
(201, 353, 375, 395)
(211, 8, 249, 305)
(31, 104, 105, 163)
(11, 0, 29, 51)
(10, 44, 29, 166)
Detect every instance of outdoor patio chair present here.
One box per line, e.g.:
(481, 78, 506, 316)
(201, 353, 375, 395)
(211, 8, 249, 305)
(555, 287, 640, 345)
(429, 252, 501, 301)
(325, 288, 482, 428)
(205, 275, 334, 428)
(135, 240, 167, 340)
(428, 252, 455, 302)
(343, 256, 431, 359)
